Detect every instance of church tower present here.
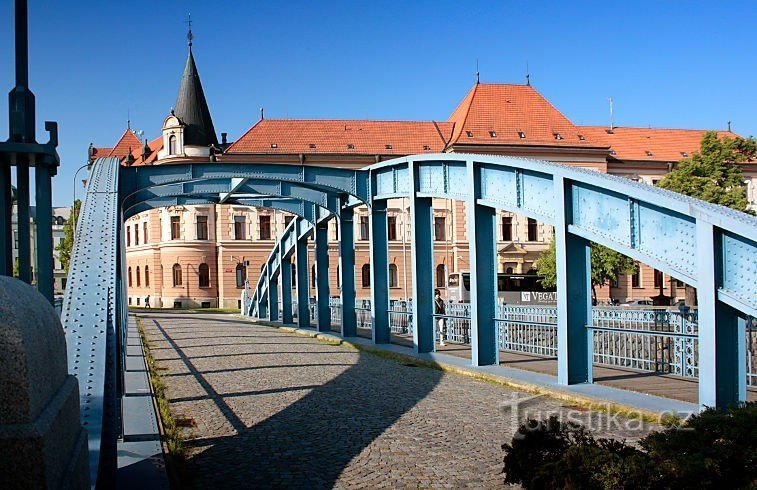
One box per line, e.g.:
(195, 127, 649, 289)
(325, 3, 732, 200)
(158, 24, 217, 160)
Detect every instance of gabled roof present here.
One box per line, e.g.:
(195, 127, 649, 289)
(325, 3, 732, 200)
(131, 136, 164, 165)
(578, 126, 741, 162)
(174, 48, 218, 146)
(90, 129, 142, 161)
(447, 83, 601, 148)
(225, 119, 454, 155)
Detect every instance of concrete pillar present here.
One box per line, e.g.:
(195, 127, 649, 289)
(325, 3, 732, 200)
(554, 177, 592, 385)
(369, 200, 390, 343)
(0, 276, 89, 489)
(339, 206, 356, 337)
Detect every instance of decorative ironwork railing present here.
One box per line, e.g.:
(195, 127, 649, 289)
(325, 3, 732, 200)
(496, 305, 558, 357)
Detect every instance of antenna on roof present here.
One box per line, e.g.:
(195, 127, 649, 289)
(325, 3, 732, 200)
(127, 108, 131, 130)
(186, 13, 193, 48)
(607, 97, 614, 131)
(475, 59, 480, 85)
(727, 120, 731, 132)
(525, 61, 530, 86)
(260, 107, 265, 120)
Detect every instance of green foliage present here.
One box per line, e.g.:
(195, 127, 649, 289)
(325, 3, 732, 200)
(55, 199, 80, 272)
(503, 403, 757, 489)
(536, 234, 636, 301)
(657, 131, 755, 213)
(12, 258, 19, 278)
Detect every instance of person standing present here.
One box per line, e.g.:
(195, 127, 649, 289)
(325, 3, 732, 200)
(434, 289, 446, 347)
(145, 294, 151, 309)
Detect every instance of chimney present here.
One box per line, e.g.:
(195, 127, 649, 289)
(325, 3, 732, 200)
(221, 132, 228, 145)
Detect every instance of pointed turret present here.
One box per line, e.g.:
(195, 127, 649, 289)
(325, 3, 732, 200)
(174, 48, 217, 147)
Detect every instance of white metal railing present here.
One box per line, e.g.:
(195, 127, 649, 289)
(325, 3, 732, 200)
(496, 305, 558, 357)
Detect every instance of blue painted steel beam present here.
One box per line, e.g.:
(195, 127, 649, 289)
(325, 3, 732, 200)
(267, 264, 279, 322)
(554, 177, 592, 385)
(468, 161, 498, 366)
(409, 161, 435, 353)
(280, 252, 293, 325)
(0, 162, 12, 275)
(370, 198, 390, 343)
(295, 219, 311, 329)
(16, 160, 30, 282)
(314, 220, 331, 332)
(35, 163, 54, 302)
(339, 205, 357, 337)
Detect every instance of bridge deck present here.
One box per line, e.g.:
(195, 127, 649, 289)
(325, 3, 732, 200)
(343, 328, 757, 405)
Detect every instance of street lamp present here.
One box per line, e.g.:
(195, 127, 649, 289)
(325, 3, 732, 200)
(71, 162, 89, 242)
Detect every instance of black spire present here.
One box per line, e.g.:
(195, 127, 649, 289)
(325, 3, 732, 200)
(174, 38, 217, 146)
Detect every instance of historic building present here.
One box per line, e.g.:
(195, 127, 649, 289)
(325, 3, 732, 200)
(91, 42, 757, 309)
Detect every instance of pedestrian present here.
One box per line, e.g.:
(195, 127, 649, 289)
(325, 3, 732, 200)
(145, 294, 150, 309)
(434, 289, 446, 347)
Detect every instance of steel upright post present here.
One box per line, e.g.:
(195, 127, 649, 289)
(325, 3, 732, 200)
(16, 159, 31, 283)
(408, 162, 435, 353)
(35, 162, 54, 302)
(554, 177, 592, 385)
(0, 163, 11, 275)
(314, 220, 331, 331)
(339, 205, 356, 337)
(280, 253, 293, 325)
(467, 161, 498, 366)
(257, 273, 268, 319)
(369, 199, 390, 343)
(267, 264, 279, 322)
(696, 221, 746, 408)
(295, 219, 310, 328)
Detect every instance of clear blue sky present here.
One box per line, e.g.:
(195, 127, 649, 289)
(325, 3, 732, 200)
(1, 0, 755, 207)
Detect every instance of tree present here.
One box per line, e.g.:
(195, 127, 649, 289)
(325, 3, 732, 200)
(536, 234, 636, 303)
(55, 199, 81, 272)
(657, 131, 756, 213)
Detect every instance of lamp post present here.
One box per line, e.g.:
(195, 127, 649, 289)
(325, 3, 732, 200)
(71, 162, 88, 242)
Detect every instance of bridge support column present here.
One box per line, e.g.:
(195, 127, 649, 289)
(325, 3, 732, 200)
(339, 206, 357, 337)
(267, 266, 279, 322)
(16, 159, 31, 283)
(257, 278, 268, 319)
(555, 178, 592, 385)
(409, 170, 434, 353)
(370, 199, 390, 343)
(467, 162, 498, 365)
(315, 220, 331, 331)
(35, 162, 54, 302)
(697, 221, 746, 408)
(295, 220, 310, 328)
(0, 162, 12, 275)
(281, 255, 293, 325)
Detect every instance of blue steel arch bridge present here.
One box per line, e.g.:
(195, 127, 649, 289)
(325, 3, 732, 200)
(1, 3, 756, 487)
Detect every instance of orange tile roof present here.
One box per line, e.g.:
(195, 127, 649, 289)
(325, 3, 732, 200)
(225, 119, 455, 155)
(131, 136, 163, 165)
(579, 126, 740, 162)
(447, 83, 601, 147)
(89, 147, 112, 160)
(107, 129, 143, 159)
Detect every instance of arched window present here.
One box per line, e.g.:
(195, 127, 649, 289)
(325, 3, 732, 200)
(435, 264, 445, 288)
(311, 265, 316, 288)
(235, 263, 246, 288)
(126, 226, 131, 247)
(145, 265, 150, 287)
(199, 263, 210, 288)
(361, 264, 371, 288)
(136, 266, 141, 287)
(172, 263, 182, 287)
(128, 266, 132, 287)
(169, 134, 177, 155)
(389, 264, 398, 288)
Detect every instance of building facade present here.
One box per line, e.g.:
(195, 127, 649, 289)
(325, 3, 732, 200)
(92, 45, 757, 309)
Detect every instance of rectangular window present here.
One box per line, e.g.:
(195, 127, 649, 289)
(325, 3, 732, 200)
(259, 215, 271, 240)
(134, 224, 139, 245)
(196, 216, 208, 240)
(653, 269, 663, 288)
(387, 216, 397, 241)
(502, 216, 512, 241)
(527, 218, 538, 241)
(434, 217, 446, 241)
(234, 216, 246, 240)
(632, 265, 641, 288)
(332, 221, 339, 241)
(170, 216, 181, 240)
(126, 226, 131, 246)
(360, 216, 369, 240)
(143, 221, 148, 244)
(284, 215, 294, 228)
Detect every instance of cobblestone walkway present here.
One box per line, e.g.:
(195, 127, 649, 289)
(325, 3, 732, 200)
(139, 311, 656, 489)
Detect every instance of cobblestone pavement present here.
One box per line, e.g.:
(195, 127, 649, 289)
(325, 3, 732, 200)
(139, 311, 658, 489)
